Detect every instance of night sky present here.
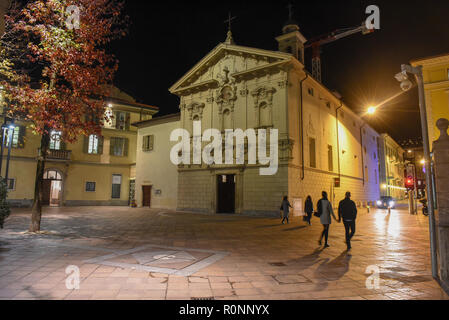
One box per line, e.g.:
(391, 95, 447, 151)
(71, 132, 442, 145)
(110, 0, 449, 142)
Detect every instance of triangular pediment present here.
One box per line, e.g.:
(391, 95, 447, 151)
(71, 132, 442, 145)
(169, 43, 293, 96)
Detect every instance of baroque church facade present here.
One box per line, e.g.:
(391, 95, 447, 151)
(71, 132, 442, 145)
(133, 20, 381, 215)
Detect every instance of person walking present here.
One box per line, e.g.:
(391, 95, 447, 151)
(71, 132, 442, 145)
(281, 196, 292, 224)
(304, 196, 313, 226)
(338, 191, 358, 251)
(317, 191, 338, 248)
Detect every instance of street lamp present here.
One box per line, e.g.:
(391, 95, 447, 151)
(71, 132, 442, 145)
(395, 64, 438, 280)
(4, 122, 14, 182)
(367, 106, 377, 115)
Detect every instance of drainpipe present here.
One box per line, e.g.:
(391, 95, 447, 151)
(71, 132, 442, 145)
(299, 71, 308, 180)
(336, 102, 343, 179)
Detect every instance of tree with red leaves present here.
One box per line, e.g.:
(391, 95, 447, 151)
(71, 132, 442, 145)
(0, 0, 127, 232)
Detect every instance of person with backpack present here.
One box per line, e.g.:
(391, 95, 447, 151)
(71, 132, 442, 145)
(304, 196, 313, 226)
(280, 196, 293, 224)
(338, 191, 358, 251)
(316, 191, 338, 248)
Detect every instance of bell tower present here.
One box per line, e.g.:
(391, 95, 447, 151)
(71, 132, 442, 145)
(275, 4, 307, 64)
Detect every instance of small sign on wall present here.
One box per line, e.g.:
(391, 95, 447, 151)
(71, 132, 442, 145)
(292, 198, 304, 217)
(334, 178, 340, 188)
(155, 189, 162, 195)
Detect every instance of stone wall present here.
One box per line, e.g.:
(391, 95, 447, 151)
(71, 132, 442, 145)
(177, 169, 214, 213)
(242, 165, 288, 216)
(432, 118, 449, 287)
(177, 165, 288, 216)
(288, 165, 380, 209)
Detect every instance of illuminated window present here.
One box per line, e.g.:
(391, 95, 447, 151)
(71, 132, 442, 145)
(4, 126, 20, 148)
(49, 131, 62, 150)
(88, 135, 99, 154)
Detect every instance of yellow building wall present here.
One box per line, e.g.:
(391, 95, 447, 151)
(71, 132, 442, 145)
(412, 55, 449, 144)
(63, 163, 131, 205)
(2, 103, 149, 207)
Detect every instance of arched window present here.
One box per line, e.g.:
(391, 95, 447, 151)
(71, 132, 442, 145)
(43, 170, 62, 180)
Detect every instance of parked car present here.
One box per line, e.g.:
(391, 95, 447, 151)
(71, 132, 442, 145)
(376, 196, 396, 209)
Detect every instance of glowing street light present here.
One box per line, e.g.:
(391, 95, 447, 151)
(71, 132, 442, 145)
(367, 106, 377, 115)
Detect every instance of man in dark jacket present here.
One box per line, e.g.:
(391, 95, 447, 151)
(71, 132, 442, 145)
(338, 191, 358, 251)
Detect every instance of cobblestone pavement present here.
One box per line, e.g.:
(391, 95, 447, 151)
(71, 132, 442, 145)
(0, 206, 447, 300)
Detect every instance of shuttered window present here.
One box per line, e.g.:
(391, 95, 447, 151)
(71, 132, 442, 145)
(4, 126, 21, 148)
(4, 126, 25, 148)
(142, 135, 154, 151)
(110, 137, 128, 157)
(83, 135, 103, 154)
(114, 111, 130, 131)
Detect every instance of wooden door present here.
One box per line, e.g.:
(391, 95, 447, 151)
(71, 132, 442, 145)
(42, 180, 52, 206)
(142, 186, 152, 207)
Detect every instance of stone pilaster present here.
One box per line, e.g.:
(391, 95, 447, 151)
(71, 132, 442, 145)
(432, 118, 449, 284)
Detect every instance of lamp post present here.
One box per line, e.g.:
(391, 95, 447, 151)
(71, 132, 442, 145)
(395, 64, 438, 279)
(5, 122, 14, 182)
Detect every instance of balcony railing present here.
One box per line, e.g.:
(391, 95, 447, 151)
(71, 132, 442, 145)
(38, 148, 72, 161)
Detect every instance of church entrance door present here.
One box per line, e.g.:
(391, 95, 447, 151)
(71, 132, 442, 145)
(217, 174, 235, 214)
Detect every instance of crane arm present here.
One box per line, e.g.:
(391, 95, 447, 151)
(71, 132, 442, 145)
(305, 23, 372, 48)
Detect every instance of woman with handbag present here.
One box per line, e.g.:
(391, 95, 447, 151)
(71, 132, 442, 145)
(316, 191, 338, 248)
(304, 196, 313, 226)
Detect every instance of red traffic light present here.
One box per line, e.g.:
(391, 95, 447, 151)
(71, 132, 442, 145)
(405, 176, 415, 190)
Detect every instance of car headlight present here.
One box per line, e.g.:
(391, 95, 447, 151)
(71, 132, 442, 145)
(389, 201, 395, 207)
(377, 200, 382, 205)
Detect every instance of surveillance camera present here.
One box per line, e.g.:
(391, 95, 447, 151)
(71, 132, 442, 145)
(400, 79, 413, 92)
(395, 71, 408, 82)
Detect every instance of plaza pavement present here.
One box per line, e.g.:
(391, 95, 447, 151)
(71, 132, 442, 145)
(0, 205, 447, 300)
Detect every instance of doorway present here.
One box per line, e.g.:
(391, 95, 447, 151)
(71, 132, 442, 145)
(217, 174, 235, 214)
(142, 185, 152, 207)
(43, 169, 63, 206)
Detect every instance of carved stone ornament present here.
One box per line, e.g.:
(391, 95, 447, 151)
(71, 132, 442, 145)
(215, 67, 238, 131)
(187, 102, 206, 120)
(279, 138, 294, 161)
(251, 86, 276, 128)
